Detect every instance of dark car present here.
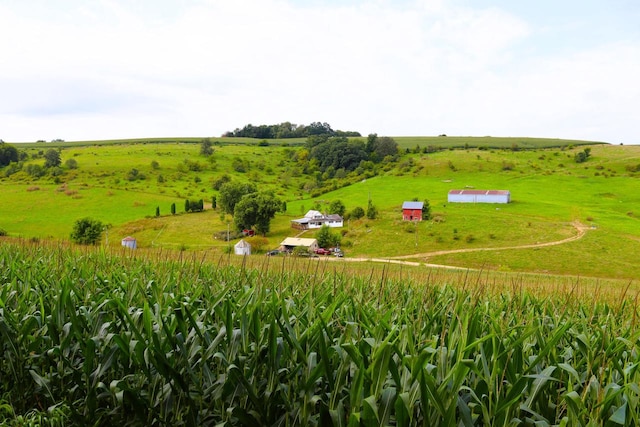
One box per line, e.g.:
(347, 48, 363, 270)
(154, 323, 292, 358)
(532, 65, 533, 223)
(266, 250, 282, 256)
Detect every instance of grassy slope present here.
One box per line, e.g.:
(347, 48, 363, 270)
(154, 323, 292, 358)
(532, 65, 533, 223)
(1, 137, 639, 279)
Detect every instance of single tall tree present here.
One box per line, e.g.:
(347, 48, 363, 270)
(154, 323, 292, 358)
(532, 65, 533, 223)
(233, 192, 282, 236)
(44, 148, 61, 168)
(218, 181, 257, 214)
(70, 217, 103, 245)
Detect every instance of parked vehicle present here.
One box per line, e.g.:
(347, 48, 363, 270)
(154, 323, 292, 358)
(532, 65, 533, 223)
(314, 248, 331, 255)
(266, 250, 282, 256)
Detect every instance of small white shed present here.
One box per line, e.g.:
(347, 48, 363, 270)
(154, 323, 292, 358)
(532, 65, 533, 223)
(234, 239, 252, 256)
(121, 236, 137, 249)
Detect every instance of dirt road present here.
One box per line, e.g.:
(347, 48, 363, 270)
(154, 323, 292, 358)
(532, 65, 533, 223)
(334, 221, 591, 269)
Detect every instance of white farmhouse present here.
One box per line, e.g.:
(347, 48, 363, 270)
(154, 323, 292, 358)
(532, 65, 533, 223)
(291, 210, 344, 230)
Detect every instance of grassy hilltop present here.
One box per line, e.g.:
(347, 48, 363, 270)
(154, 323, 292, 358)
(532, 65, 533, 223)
(1, 136, 639, 279)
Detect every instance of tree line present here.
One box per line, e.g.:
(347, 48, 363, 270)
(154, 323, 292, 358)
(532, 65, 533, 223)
(222, 121, 361, 139)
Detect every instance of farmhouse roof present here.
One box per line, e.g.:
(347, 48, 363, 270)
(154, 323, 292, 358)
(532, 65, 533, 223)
(280, 237, 317, 247)
(121, 236, 136, 242)
(402, 201, 424, 210)
(304, 210, 323, 218)
(448, 190, 510, 195)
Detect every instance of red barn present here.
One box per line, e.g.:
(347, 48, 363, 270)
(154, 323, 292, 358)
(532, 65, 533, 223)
(402, 201, 424, 221)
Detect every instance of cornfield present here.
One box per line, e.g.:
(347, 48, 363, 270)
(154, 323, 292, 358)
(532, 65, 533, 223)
(1, 240, 639, 426)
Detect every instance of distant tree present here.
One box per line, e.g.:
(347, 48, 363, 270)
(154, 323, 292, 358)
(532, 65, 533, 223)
(349, 206, 365, 220)
(200, 138, 214, 156)
(25, 164, 45, 177)
(171, 203, 176, 215)
(315, 225, 342, 249)
(233, 192, 282, 236)
(211, 195, 217, 209)
(44, 148, 61, 168)
(126, 168, 145, 181)
(366, 200, 378, 219)
(574, 148, 592, 163)
(212, 174, 232, 191)
(155, 206, 160, 217)
(218, 181, 257, 214)
(422, 199, 431, 220)
(329, 200, 346, 217)
(150, 160, 160, 169)
(64, 158, 78, 169)
(185, 199, 204, 212)
(70, 217, 103, 245)
(0, 142, 19, 167)
(366, 134, 378, 153)
(373, 137, 399, 160)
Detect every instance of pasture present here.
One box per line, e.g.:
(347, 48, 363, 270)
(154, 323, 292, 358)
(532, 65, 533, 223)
(1, 138, 639, 279)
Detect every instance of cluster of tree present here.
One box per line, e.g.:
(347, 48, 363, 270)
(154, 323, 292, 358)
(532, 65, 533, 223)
(185, 199, 204, 212)
(574, 147, 592, 163)
(0, 142, 19, 167)
(218, 181, 284, 235)
(223, 122, 361, 139)
(307, 134, 399, 173)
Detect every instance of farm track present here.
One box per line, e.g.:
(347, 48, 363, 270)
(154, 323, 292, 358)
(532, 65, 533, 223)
(334, 221, 591, 269)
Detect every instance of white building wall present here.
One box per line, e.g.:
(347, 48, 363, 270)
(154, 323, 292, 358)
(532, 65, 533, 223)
(448, 193, 510, 203)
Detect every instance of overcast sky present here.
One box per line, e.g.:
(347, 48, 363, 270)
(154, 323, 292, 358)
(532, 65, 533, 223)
(1, 0, 639, 144)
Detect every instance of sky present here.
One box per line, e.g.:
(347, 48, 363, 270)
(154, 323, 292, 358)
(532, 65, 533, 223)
(1, 0, 639, 144)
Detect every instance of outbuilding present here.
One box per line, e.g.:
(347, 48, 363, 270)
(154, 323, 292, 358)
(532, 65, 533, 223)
(234, 239, 252, 256)
(402, 201, 424, 221)
(279, 237, 319, 253)
(121, 236, 137, 249)
(448, 190, 511, 204)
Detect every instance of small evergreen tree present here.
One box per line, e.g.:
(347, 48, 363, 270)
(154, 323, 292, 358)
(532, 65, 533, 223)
(211, 196, 217, 209)
(171, 203, 176, 215)
(366, 200, 378, 220)
(422, 199, 431, 220)
(185, 199, 190, 212)
(155, 206, 160, 217)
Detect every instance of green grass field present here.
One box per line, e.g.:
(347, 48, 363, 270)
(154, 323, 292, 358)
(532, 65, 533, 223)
(1, 137, 639, 279)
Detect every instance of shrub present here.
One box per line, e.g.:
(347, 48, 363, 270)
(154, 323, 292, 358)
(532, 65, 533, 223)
(65, 158, 78, 169)
(0, 228, 7, 236)
(348, 206, 365, 220)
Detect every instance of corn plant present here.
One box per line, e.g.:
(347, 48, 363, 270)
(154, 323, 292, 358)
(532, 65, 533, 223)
(0, 240, 639, 426)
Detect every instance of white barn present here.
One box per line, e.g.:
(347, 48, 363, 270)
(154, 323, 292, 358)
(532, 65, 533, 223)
(234, 239, 252, 256)
(448, 190, 511, 204)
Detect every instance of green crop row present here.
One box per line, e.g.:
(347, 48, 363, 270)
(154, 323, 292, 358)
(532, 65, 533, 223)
(0, 240, 639, 426)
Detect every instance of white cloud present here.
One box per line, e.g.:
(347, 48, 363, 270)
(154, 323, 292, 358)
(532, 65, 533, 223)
(1, 0, 638, 144)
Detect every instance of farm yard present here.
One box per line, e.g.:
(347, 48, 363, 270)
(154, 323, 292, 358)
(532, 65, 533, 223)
(1, 136, 640, 425)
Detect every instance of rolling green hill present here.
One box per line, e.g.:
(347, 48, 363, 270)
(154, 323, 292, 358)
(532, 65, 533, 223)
(2, 136, 638, 279)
